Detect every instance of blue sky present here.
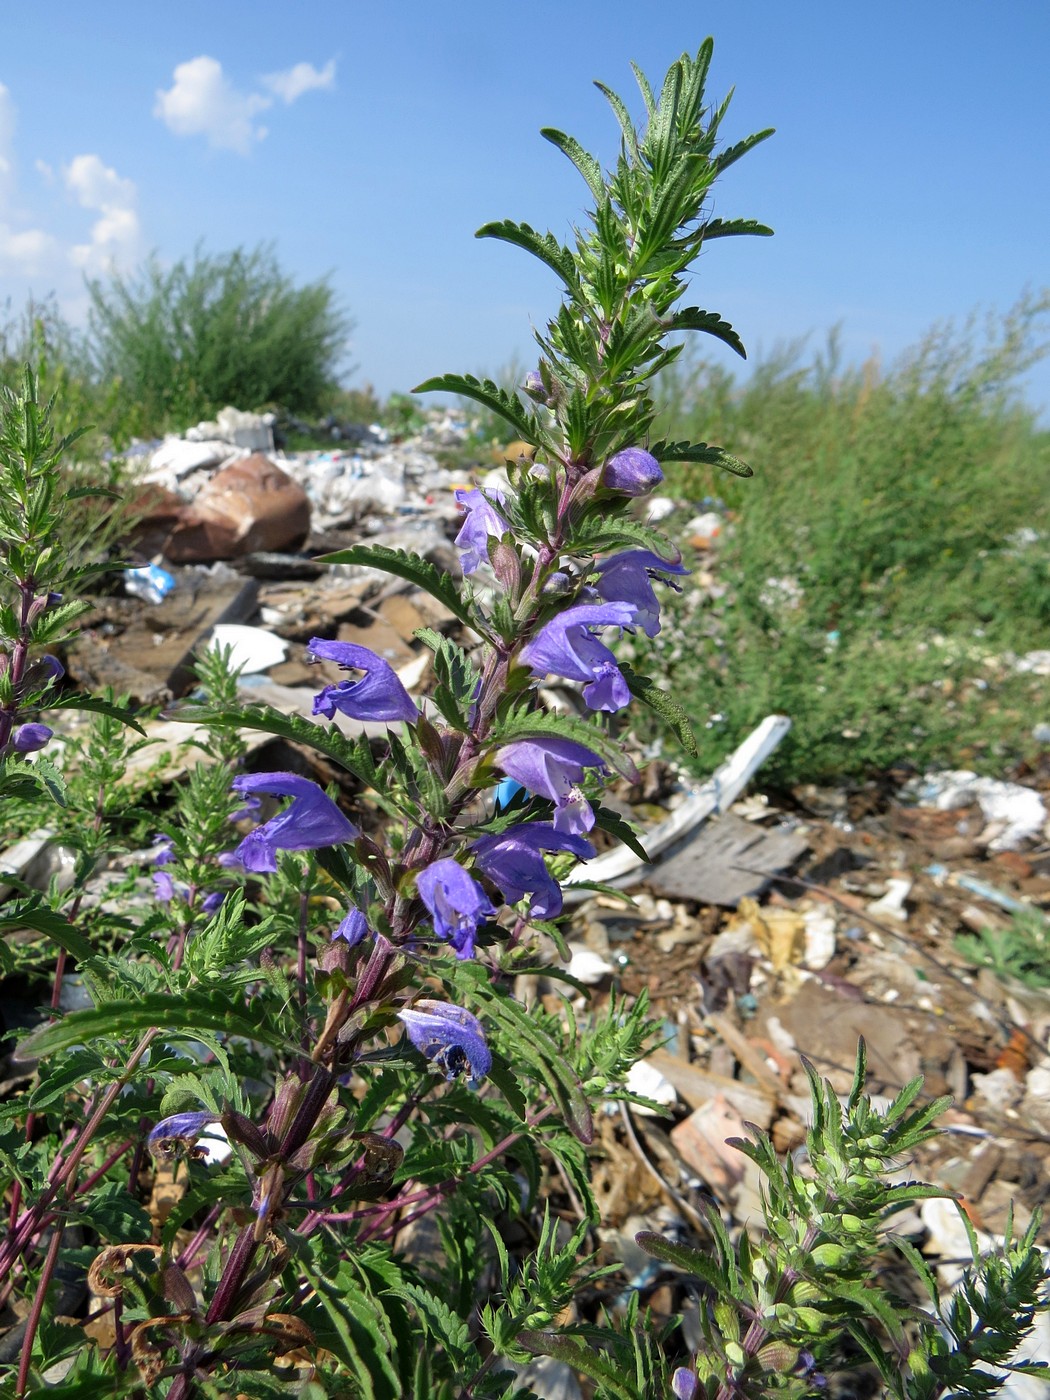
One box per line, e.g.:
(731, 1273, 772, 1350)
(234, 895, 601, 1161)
(2, 2, 1048, 414)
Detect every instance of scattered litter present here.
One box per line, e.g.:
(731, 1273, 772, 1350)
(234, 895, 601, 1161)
(125, 563, 176, 605)
(905, 770, 1046, 851)
(866, 876, 913, 922)
(208, 624, 289, 675)
(624, 1059, 678, 1116)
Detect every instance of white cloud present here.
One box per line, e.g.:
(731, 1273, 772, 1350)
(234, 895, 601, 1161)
(262, 58, 336, 104)
(154, 56, 271, 155)
(0, 223, 57, 273)
(34, 158, 54, 183)
(62, 153, 140, 272)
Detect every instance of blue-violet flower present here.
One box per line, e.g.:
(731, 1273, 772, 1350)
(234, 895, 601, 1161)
(454, 487, 508, 574)
(397, 999, 491, 1084)
(602, 447, 663, 496)
(495, 737, 607, 835)
(12, 723, 52, 753)
(308, 638, 418, 723)
(593, 549, 689, 638)
(224, 772, 358, 874)
(333, 908, 369, 946)
(519, 601, 637, 711)
(671, 1368, 698, 1400)
(472, 822, 594, 920)
(417, 858, 496, 959)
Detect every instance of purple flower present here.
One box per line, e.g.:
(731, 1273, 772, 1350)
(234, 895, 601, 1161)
(671, 1369, 698, 1400)
(602, 447, 663, 496)
(147, 1111, 218, 1154)
(454, 488, 508, 574)
(12, 723, 52, 753)
(200, 891, 226, 915)
(223, 772, 358, 874)
(593, 549, 689, 638)
(333, 908, 369, 946)
(472, 822, 594, 921)
(308, 639, 418, 723)
(417, 858, 496, 959)
(152, 871, 175, 903)
(397, 999, 492, 1084)
(495, 737, 607, 835)
(152, 836, 176, 866)
(518, 602, 637, 711)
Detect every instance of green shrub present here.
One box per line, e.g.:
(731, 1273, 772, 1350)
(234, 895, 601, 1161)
(87, 243, 352, 435)
(647, 291, 1050, 784)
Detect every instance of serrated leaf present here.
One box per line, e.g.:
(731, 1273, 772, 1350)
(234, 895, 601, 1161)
(315, 542, 477, 633)
(492, 705, 638, 782)
(44, 691, 147, 735)
(476, 221, 579, 292)
(666, 306, 746, 359)
(75, 1180, 152, 1243)
(0, 902, 94, 962)
(27, 1047, 104, 1110)
(619, 662, 698, 756)
(713, 127, 776, 175)
(22, 990, 292, 1058)
(453, 965, 593, 1144)
(700, 216, 775, 240)
(591, 804, 648, 863)
(635, 1228, 729, 1291)
(412, 373, 538, 447)
(167, 700, 404, 814)
(516, 1330, 636, 1399)
(649, 438, 753, 478)
(539, 128, 607, 205)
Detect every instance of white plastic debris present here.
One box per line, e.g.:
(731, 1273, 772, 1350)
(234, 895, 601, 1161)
(209, 624, 289, 674)
(145, 437, 236, 481)
(566, 944, 616, 985)
(624, 1058, 678, 1116)
(801, 906, 837, 968)
(907, 770, 1046, 851)
(866, 877, 913, 922)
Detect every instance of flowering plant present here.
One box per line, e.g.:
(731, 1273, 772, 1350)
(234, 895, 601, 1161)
(0, 42, 1045, 1400)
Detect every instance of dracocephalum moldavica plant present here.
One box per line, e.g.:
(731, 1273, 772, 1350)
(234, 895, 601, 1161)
(0, 40, 1045, 1400)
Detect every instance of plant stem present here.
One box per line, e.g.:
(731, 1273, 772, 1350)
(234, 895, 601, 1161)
(14, 1224, 63, 1398)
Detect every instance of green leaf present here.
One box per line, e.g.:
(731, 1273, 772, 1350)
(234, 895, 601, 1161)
(75, 1181, 153, 1243)
(591, 804, 648, 863)
(493, 705, 639, 781)
(22, 989, 292, 1058)
(517, 1330, 637, 1400)
(476, 221, 579, 293)
(539, 128, 607, 205)
(619, 662, 699, 756)
(649, 438, 754, 478)
(167, 700, 402, 813)
(634, 1228, 729, 1291)
(713, 127, 776, 175)
(0, 902, 94, 962)
(314, 542, 478, 633)
(666, 306, 746, 359)
(700, 216, 775, 240)
(44, 691, 147, 735)
(454, 964, 593, 1144)
(411, 373, 538, 446)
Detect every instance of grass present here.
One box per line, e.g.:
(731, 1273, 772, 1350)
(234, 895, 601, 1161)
(642, 290, 1050, 785)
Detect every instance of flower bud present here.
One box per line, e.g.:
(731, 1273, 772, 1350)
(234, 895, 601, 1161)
(602, 447, 663, 496)
(12, 722, 52, 753)
(522, 370, 546, 400)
